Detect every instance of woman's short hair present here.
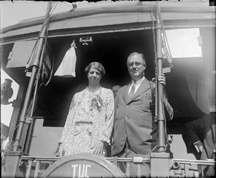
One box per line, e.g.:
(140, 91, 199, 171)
(84, 62, 106, 77)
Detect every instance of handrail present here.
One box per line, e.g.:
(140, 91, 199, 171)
(21, 155, 215, 164)
(172, 158, 215, 166)
(20, 156, 215, 178)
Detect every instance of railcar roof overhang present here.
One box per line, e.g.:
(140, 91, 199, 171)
(0, 1, 215, 44)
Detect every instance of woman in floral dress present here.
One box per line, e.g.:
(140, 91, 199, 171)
(57, 62, 114, 156)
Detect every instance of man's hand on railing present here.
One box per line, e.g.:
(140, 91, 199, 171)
(152, 74, 166, 86)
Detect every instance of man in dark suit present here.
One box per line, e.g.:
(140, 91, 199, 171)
(111, 52, 173, 177)
(182, 106, 216, 177)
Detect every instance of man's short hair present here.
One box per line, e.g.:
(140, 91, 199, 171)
(127, 52, 146, 66)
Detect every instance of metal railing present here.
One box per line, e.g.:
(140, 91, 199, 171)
(171, 159, 215, 177)
(106, 157, 150, 177)
(20, 156, 59, 178)
(20, 156, 215, 178)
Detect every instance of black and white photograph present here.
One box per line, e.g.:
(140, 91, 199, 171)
(1, 0, 221, 177)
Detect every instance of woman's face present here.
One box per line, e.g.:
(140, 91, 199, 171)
(87, 67, 102, 86)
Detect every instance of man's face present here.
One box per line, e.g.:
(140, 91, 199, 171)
(87, 68, 102, 86)
(127, 54, 146, 81)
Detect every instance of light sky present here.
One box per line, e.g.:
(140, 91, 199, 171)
(0, 1, 72, 29)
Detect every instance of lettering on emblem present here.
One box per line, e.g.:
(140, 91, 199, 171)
(72, 164, 91, 178)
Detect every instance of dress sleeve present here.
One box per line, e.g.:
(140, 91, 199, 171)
(97, 89, 114, 144)
(59, 94, 77, 144)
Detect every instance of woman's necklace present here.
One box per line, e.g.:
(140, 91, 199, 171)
(87, 87, 102, 112)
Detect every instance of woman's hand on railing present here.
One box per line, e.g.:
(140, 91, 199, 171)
(91, 140, 105, 156)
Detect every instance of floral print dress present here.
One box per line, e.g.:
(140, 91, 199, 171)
(60, 87, 114, 156)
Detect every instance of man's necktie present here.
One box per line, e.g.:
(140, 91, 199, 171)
(129, 83, 136, 98)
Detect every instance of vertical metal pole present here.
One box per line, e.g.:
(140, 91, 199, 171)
(13, 2, 53, 151)
(24, 37, 47, 155)
(155, 2, 166, 152)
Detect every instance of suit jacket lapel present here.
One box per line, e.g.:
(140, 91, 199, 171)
(128, 78, 150, 103)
